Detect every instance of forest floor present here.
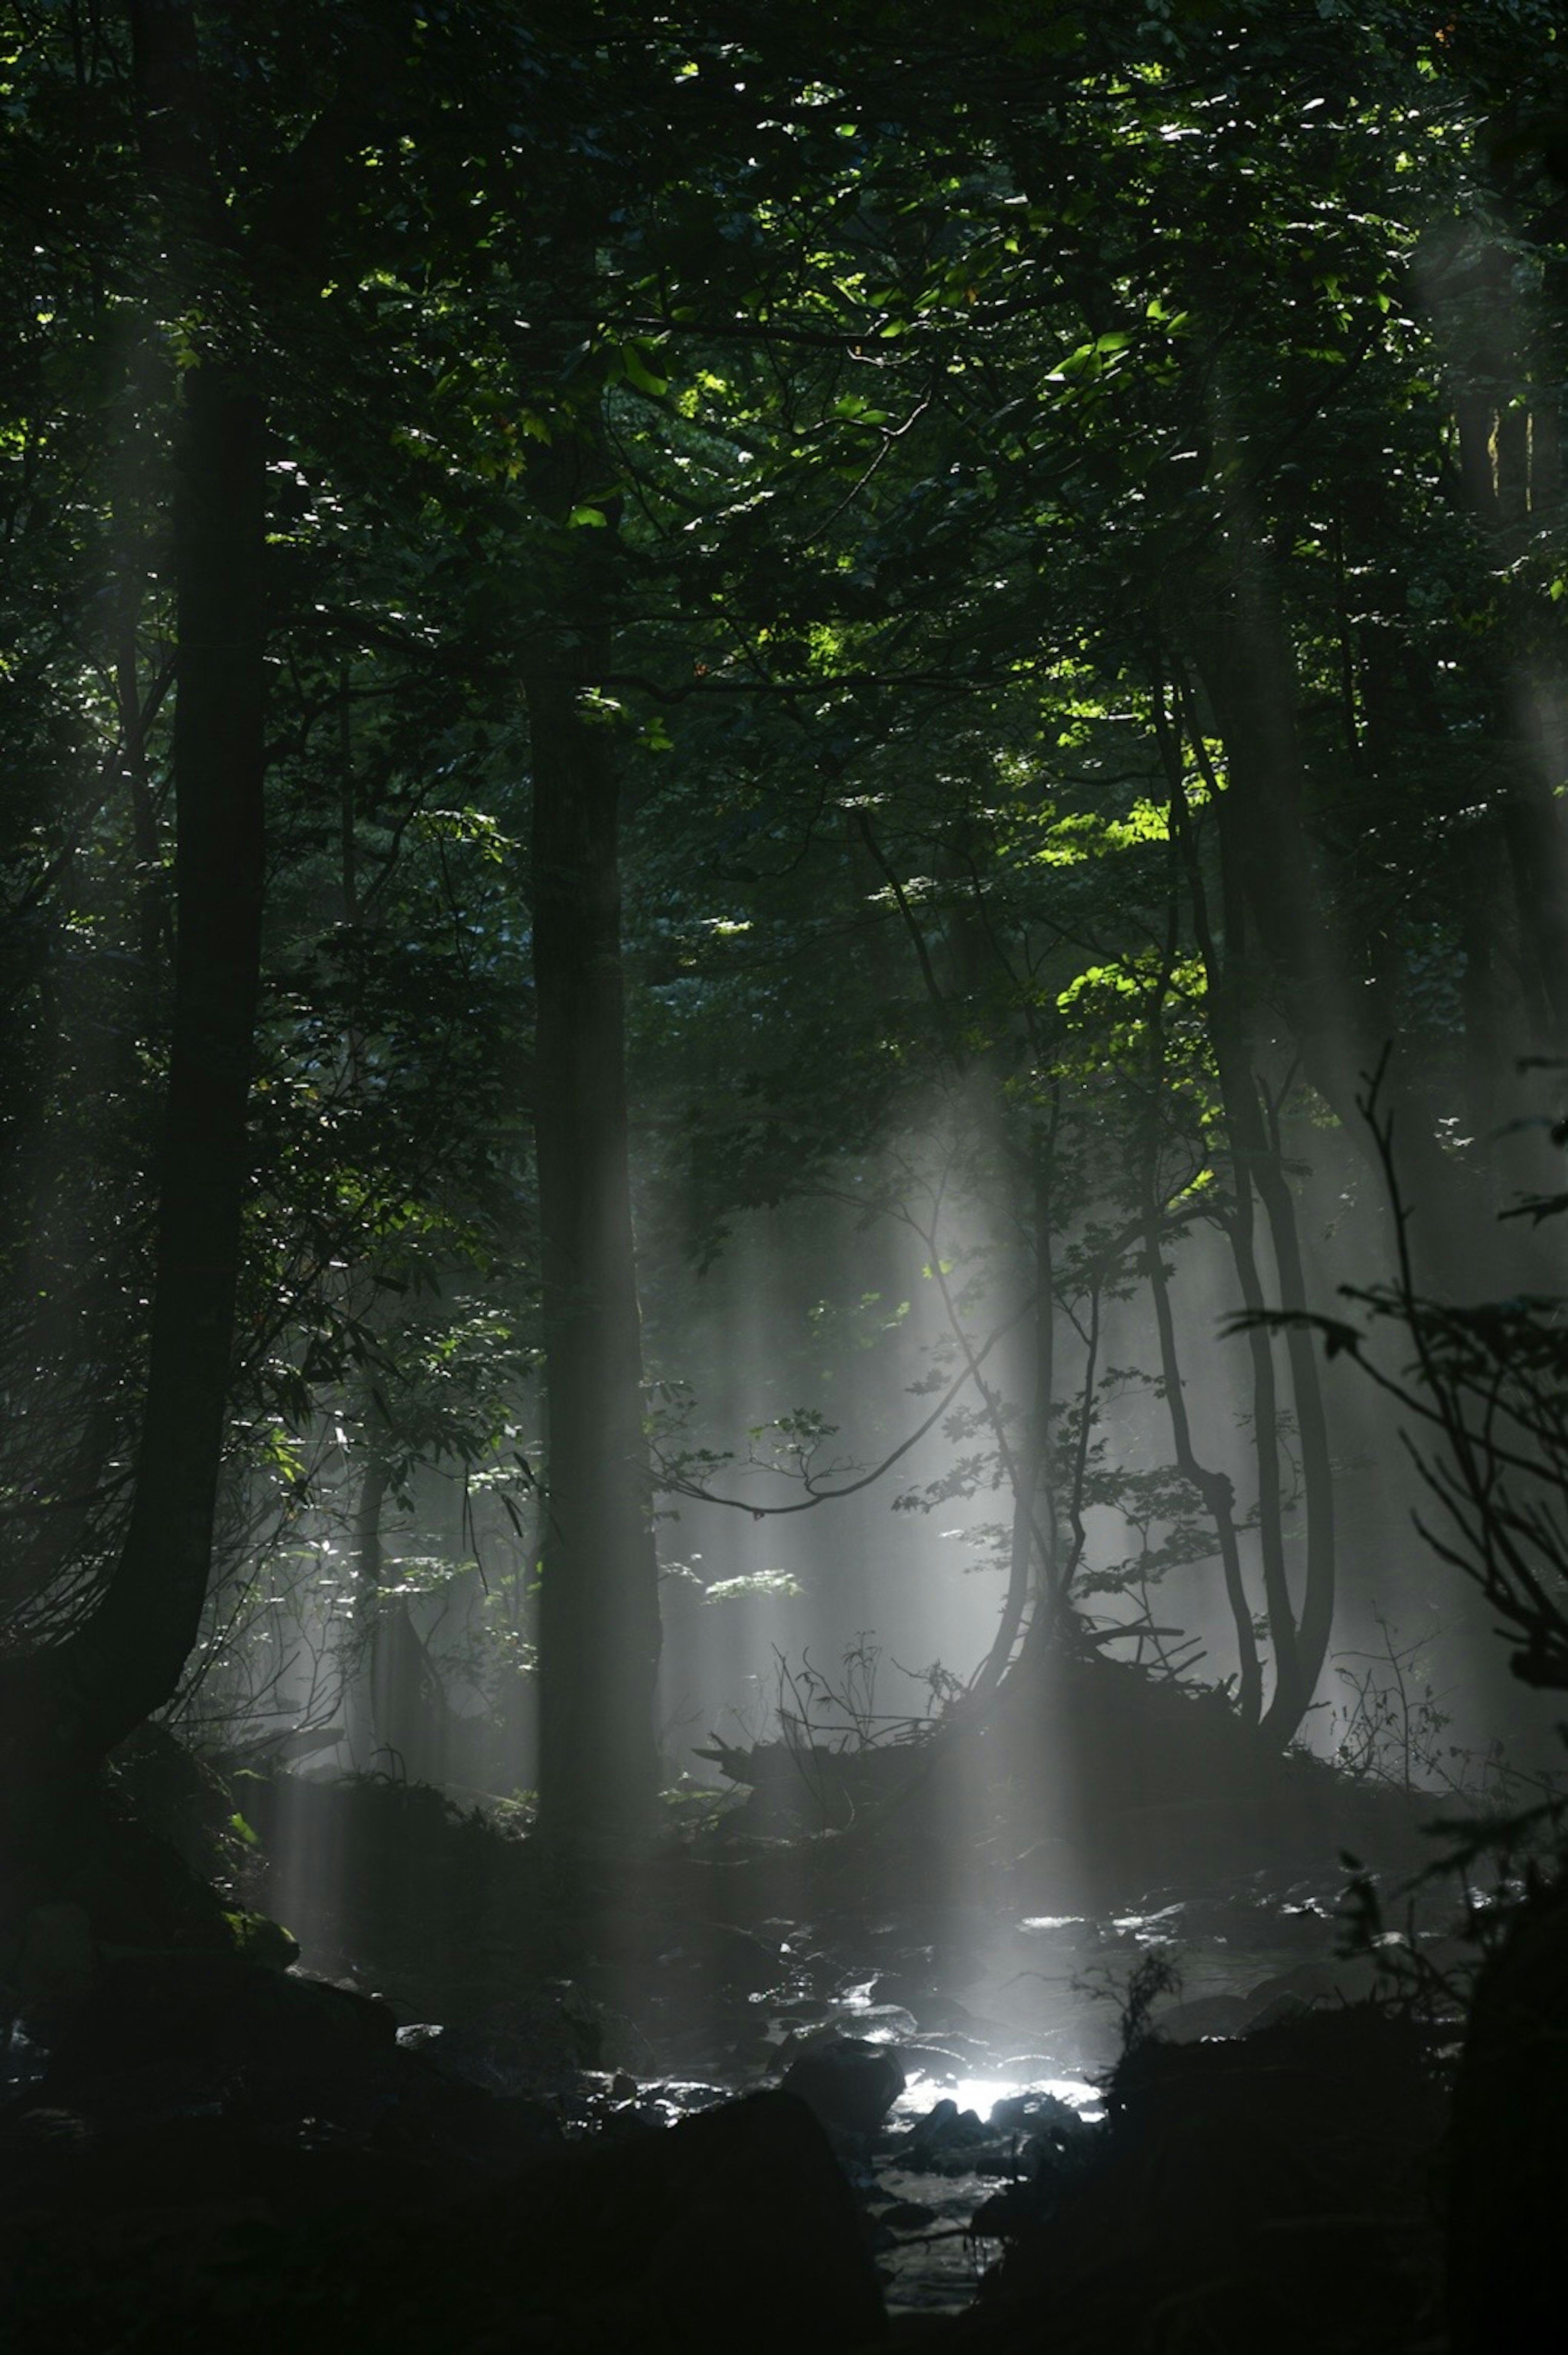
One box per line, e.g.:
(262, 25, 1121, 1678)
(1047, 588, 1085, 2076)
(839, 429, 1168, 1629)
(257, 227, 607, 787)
(0, 1653, 1541, 2351)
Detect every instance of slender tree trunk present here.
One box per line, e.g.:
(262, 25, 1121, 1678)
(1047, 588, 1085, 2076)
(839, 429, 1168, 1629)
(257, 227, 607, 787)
(1427, 221, 1568, 1258)
(116, 600, 168, 979)
(346, 1450, 390, 1766)
(527, 620, 661, 1842)
(1138, 859, 1263, 1724)
(1012, 1264, 1106, 1684)
(1141, 1182, 1262, 1728)
(1248, 1086, 1338, 1722)
(342, 1427, 453, 1783)
(976, 1144, 1057, 1690)
(1210, 781, 1336, 1733)
(1223, 1173, 1301, 1730)
(1187, 598, 1462, 1278)
(1157, 683, 1329, 1737)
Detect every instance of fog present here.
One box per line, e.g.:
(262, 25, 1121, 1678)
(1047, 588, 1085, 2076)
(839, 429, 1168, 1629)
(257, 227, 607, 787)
(219, 1053, 1568, 1820)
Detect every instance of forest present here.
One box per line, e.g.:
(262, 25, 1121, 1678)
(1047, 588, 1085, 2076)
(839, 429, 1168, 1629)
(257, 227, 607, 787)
(3, 2, 1568, 2348)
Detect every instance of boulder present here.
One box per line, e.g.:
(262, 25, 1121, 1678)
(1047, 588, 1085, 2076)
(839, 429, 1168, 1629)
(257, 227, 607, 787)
(1448, 1870, 1568, 2353)
(782, 2032, 906, 2136)
(3, 2085, 885, 2355)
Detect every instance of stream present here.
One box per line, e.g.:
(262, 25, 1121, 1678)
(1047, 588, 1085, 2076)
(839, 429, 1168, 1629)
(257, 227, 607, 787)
(0, 1793, 1470, 2352)
(399, 1861, 1430, 2318)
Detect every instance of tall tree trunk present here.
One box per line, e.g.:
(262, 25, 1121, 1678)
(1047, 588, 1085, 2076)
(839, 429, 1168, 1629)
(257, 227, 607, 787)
(1248, 1084, 1338, 1725)
(975, 1141, 1057, 1691)
(1188, 588, 1463, 1281)
(1210, 776, 1336, 1734)
(1158, 683, 1331, 1739)
(1141, 1181, 1262, 1729)
(0, 363, 267, 1814)
(1440, 224, 1568, 1058)
(343, 1447, 422, 1768)
(1223, 1168, 1302, 1730)
(527, 593, 661, 1843)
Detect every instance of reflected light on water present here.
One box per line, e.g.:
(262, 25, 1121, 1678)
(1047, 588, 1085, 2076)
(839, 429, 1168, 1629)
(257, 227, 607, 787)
(896, 2071, 1103, 2123)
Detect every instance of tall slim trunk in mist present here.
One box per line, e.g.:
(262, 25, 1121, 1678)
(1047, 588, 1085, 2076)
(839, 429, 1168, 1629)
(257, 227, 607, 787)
(1158, 693, 1335, 1739)
(346, 1438, 440, 1780)
(976, 1140, 1058, 1691)
(0, 364, 267, 1813)
(1207, 816, 1335, 1739)
(1442, 227, 1568, 1062)
(66, 359, 265, 1757)
(1187, 589, 1463, 1285)
(0, 3, 267, 1830)
(1247, 1087, 1337, 1728)
(336, 694, 432, 1778)
(526, 454, 661, 1839)
(1141, 1174, 1263, 1730)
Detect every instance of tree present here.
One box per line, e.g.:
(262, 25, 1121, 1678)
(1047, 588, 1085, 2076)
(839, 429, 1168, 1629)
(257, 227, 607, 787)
(0, 0, 268, 1832)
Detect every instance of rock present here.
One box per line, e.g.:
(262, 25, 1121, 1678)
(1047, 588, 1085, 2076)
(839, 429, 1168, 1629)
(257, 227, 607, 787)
(10, 2087, 883, 2353)
(972, 2177, 1040, 2239)
(644, 2078, 727, 2113)
(1238, 1956, 1376, 2027)
(40, 1954, 396, 2099)
(989, 2090, 1093, 2140)
(911, 1990, 978, 2031)
(27, 1954, 575, 2174)
(599, 2098, 666, 2138)
(3, 1902, 96, 2013)
(0, 2012, 47, 2098)
(865, 1969, 938, 2011)
(423, 1983, 651, 2094)
(911, 2093, 960, 2143)
(508, 2088, 886, 2346)
(1158, 1990, 1254, 2043)
(371, 2083, 561, 2175)
(395, 2021, 444, 2052)
(782, 2032, 906, 2135)
(967, 2001, 1441, 2354)
(878, 2195, 937, 2230)
(836, 2000, 918, 2041)
(907, 2096, 989, 2161)
(1448, 1870, 1568, 2353)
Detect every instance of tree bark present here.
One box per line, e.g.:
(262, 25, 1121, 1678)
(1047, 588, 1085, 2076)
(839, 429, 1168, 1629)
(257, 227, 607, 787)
(0, 363, 266, 1814)
(527, 630, 661, 1842)
(1248, 1085, 1337, 1726)
(1208, 765, 1336, 1734)
(1141, 1184, 1262, 1730)
(1158, 687, 1327, 1736)
(1188, 589, 1463, 1282)
(975, 1144, 1057, 1691)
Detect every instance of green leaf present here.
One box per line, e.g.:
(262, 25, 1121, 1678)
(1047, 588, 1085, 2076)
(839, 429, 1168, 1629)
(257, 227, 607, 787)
(619, 343, 668, 397)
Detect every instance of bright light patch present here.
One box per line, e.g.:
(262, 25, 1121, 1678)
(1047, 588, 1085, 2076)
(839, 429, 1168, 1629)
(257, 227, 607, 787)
(896, 2071, 1102, 2124)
